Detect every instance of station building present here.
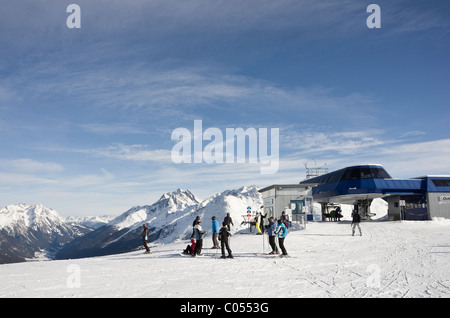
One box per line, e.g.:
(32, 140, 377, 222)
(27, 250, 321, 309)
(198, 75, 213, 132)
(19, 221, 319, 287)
(258, 184, 315, 224)
(299, 164, 450, 221)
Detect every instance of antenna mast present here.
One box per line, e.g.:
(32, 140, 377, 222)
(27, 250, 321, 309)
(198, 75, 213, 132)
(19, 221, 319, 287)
(304, 161, 329, 179)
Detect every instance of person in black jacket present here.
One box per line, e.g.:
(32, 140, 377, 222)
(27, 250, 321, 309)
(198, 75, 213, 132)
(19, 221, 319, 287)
(351, 210, 362, 236)
(335, 206, 342, 221)
(266, 217, 279, 254)
(259, 206, 267, 234)
(142, 224, 151, 254)
(218, 222, 233, 258)
(223, 213, 234, 231)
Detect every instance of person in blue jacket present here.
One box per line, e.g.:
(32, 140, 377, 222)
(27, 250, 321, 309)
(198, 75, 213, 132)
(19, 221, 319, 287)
(266, 217, 279, 254)
(211, 216, 220, 249)
(275, 219, 288, 257)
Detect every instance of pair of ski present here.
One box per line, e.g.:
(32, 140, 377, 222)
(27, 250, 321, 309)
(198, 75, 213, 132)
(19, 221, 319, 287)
(179, 252, 232, 259)
(254, 253, 292, 258)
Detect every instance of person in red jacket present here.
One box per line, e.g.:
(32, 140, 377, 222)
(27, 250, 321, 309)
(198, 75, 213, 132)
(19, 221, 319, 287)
(142, 224, 151, 254)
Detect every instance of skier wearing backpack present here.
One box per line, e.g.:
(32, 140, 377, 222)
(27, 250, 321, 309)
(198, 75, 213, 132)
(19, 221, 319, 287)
(142, 224, 150, 254)
(218, 221, 233, 258)
(275, 219, 288, 257)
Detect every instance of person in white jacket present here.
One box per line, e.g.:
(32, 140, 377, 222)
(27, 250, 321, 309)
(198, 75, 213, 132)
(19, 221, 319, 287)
(193, 220, 206, 256)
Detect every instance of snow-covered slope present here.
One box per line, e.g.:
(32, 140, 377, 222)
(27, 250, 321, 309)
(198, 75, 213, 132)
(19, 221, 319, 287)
(55, 186, 263, 260)
(2, 219, 449, 298)
(0, 204, 90, 264)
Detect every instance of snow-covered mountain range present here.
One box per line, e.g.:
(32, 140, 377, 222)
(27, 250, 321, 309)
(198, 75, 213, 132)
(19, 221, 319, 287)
(0, 204, 91, 264)
(0, 186, 264, 263)
(55, 186, 263, 260)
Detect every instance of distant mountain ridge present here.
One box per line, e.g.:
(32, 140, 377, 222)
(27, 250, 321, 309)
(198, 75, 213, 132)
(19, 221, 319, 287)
(0, 204, 91, 264)
(66, 215, 117, 229)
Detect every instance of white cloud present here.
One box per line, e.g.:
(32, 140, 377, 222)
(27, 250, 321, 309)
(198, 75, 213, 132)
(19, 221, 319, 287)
(281, 129, 387, 155)
(376, 139, 450, 177)
(74, 144, 172, 163)
(2, 159, 65, 173)
(79, 123, 147, 136)
(278, 128, 450, 179)
(0, 171, 57, 186)
(62, 168, 115, 189)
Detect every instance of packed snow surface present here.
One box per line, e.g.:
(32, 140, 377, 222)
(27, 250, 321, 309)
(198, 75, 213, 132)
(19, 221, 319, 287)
(1, 219, 449, 298)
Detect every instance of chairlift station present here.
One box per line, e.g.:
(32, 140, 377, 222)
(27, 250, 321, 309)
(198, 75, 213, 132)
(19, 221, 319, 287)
(259, 164, 450, 222)
(298, 164, 450, 221)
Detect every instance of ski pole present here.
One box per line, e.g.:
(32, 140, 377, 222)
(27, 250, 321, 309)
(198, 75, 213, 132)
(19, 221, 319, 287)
(275, 236, 279, 254)
(262, 231, 265, 254)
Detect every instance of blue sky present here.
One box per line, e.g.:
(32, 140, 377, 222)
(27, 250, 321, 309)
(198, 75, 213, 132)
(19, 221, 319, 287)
(1, 0, 449, 216)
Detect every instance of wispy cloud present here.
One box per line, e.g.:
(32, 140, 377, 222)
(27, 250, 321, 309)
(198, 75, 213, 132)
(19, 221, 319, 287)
(1, 159, 65, 174)
(383, 2, 450, 35)
(281, 129, 387, 154)
(79, 123, 148, 136)
(278, 127, 450, 179)
(55, 144, 172, 163)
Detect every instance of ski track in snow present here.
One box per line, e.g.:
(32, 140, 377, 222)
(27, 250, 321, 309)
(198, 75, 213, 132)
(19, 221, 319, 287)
(1, 221, 449, 298)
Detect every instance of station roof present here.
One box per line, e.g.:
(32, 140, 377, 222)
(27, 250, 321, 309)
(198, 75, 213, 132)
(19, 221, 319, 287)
(259, 184, 317, 193)
(299, 164, 450, 203)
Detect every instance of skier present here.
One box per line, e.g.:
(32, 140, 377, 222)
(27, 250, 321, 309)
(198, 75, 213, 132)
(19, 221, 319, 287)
(223, 212, 234, 231)
(275, 219, 288, 257)
(191, 216, 201, 239)
(266, 217, 279, 254)
(255, 212, 262, 235)
(193, 219, 207, 256)
(258, 207, 267, 234)
(211, 216, 220, 249)
(182, 238, 196, 255)
(351, 210, 362, 236)
(142, 224, 151, 254)
(218, 221, 233, 258)
(281, 211, 290, 228)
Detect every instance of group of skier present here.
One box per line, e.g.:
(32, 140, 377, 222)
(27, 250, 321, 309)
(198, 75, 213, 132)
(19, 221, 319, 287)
(181, 211, 290, 258)
(141, 208, 362, 257)
(186, 213, 234, 258)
